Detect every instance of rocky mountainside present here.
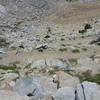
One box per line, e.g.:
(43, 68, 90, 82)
(0, 0, 66, 15)
(0, 0, 100, 100)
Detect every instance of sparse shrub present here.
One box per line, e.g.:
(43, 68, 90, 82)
(59, 48, 67, 52)
(61, 38, 65, 41)
(84, 24, 92, 30)
(38, 49, 43, 52)
(10, 46, 17, 50)
(0, 65, 16, 70)
(79, 23, 92, 34)
(25, 63, 32, 68)
(79, 29, 86, 34)
(0, 37, 8, 47)
(8, 70, 19, 74)
(69, 58, 77, 65)
(44, 35, 50, 38)
(72, 49, 80, 53)
(61, 44, 66, 47)
(76, 70, 100, 85)
(90, 55, 95, 60)
(96, 42, 100, 46)
(47, 27, 52, 34)
(82, 48, 88, 51)
(0, 65, 19, 74)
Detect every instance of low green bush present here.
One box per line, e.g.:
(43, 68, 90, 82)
(44, 35, 50, 38)
(76, 71, 100, 85)
(59, 48, 68, 52)
(72, 49, 80, 53)
(0, 65, 16, 70)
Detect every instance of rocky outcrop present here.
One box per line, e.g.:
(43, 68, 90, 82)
(53, 71, 79, 87)
(0, 0, 66, 15)
(0, 73, 99, 100)
(31, 58, 72, 71)
(13, 75, 57, 99)
(52, 81, 100, 100)
(52, 87, 75, 100)
(76, 81, 100, 100)
(78, 56, 100, 69)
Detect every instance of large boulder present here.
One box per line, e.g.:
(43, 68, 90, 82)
(77, 56, 100, 69)
(53, 71, 79, 87)
(13, 75, 57, 99)
(31, 58, 70, 70)
(76, 81, 100, 100)
(78, 56, 96, 67)
(52, 81, 100, 100)
(82, 81, 100, 100)
(52, 87, 75, 100)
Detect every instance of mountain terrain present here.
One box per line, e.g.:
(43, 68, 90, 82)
(0, 0, 100, 100)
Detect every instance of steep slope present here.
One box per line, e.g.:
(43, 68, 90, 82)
(0, 0, 66, 15)
(45, 1, 100, 24)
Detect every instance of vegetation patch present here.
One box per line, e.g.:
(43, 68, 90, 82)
(90, 55, 95, 60)
(25, 63, 32, 68)
(96, 42, 100, 46)
(79, 23, 92, 34)
(72, 49, 80, 53)
(38, 49, 43, 52)
(84, 24, 92, 30)
(44, 35, 50, 38)
(61, 44, 66, 47)
(69, 58, 77, 65)
(0, 65, 17, 70)
(76, 70, 100, 85)
(82, 48, 88, 51)
(61, 38, 65, 41)
(10, 46, 17, 50)
(0, 37, 8, 47)
(59, 48, 67, 52)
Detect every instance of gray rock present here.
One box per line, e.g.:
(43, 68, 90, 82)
(76, 81, 100, 100)
(0, 48, 6, 54)
(78, 56, 100, 69)
(13, 77, 44, 99)
(13, 75, 57, 99)
(76, 83, 86, 100)
(35, 43, 48, 49)
(3, 73, 19, 82)
(52, 81, 100, 100)
(52, 87, 75, 100)
(31, 59, 46, 68)
(0, 5, 6, 18)
(31, 59, 69, 70)
(78, 56, 95, 66)
(82, 81, 100, 100)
